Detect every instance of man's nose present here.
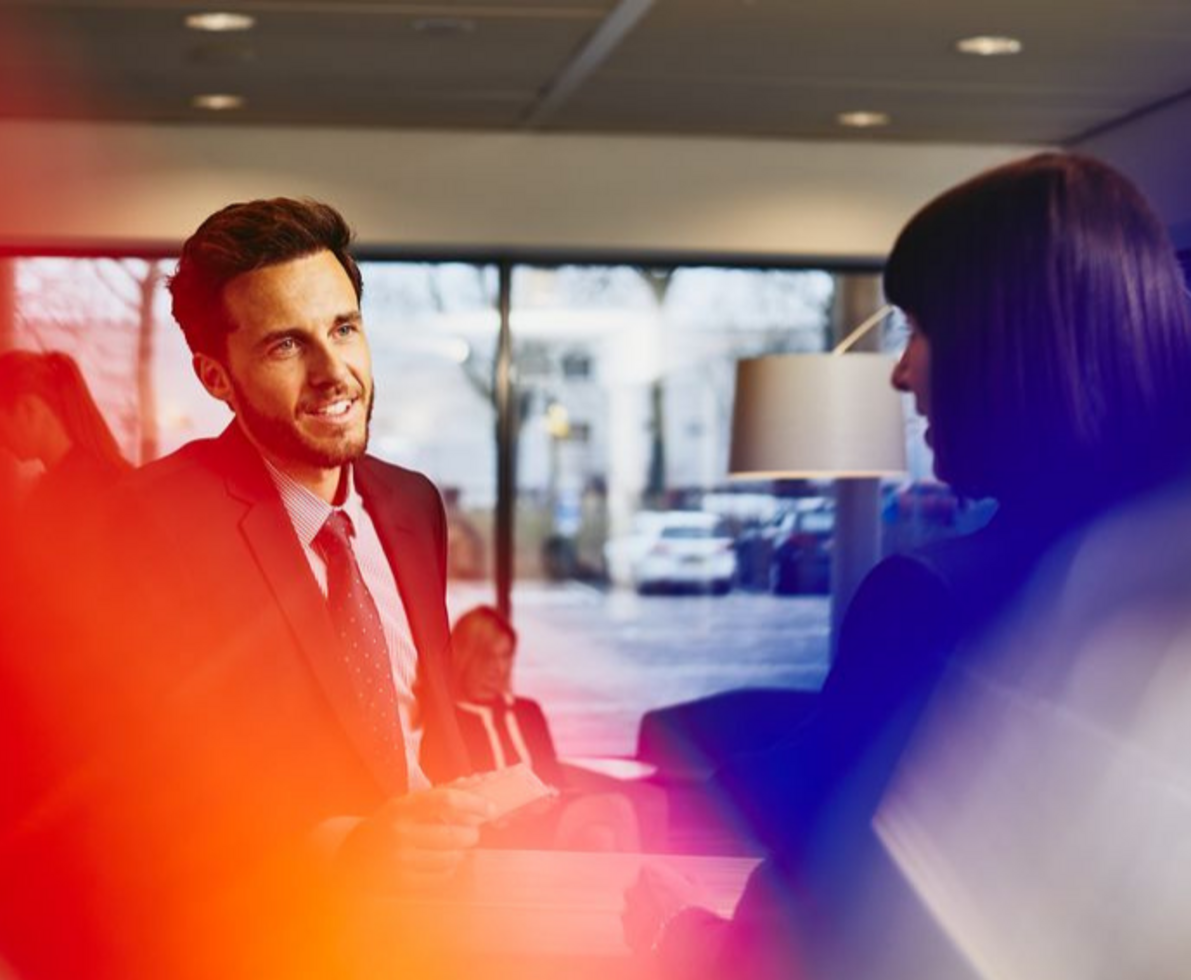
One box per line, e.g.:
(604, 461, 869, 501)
(308, 342, 351, 384)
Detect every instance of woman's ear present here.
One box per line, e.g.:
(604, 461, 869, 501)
(193, 353, 234, 407)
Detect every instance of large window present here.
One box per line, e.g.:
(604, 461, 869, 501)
(357, 262, 500, 588)
(506, 264, 837, 755)
(13, 257, 176, 465)
(9, 255, 503, 586)
(2, 253, 963, 760)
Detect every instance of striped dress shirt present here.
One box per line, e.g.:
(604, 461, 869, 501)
(263, 458, 429, 790)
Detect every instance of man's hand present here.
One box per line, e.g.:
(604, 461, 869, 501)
(337, 784, 494, 892)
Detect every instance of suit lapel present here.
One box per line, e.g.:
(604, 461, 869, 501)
(215, 424, 404, 795)
(354, 459, 447, 670)
(355, 459, 460, 768)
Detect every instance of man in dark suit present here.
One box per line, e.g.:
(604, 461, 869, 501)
(36, 198, 493, 979)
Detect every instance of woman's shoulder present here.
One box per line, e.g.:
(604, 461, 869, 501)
(878, 514, 1046, 604)
(850, 548, 958, 614)
(511, 695, 547, 716)
(841, 517, 1054, 670)
(511, 697, 554, 737)
(841, 554, 958, 665)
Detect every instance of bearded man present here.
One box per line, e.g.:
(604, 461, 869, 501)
(70, 199, 488, 979)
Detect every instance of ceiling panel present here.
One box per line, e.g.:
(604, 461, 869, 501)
(0, 0, 1189, 142)
(566, 0, 1191, 142)
(0, 2, 604, 124)
(543, 76, 1131, 143)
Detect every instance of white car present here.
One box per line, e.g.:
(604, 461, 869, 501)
(603, 511, 674, 588)
(631, 512, 737, 595)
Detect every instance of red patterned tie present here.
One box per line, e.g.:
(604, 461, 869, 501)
(314, 510, 407, 790)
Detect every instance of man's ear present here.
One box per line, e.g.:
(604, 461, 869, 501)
(193, 353, 235, 407)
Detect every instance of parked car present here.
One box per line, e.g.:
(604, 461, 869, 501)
(770, 502, 833, 595)
(604, 511, 674, 588)
(631, 511, 737, 595)
(735, 497, 833, 594)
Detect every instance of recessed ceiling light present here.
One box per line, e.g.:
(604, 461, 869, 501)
(192, 93, 245, 111)
(185, 12, 256, 32)
(838, 111, 890, 129)
(956, 35, 1023, 56)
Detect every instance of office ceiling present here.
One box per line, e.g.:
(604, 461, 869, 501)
(1, 0, 1189, 145)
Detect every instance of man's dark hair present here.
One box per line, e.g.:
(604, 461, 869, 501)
(168, 198, 363, 358)
(884, 152, 1191, 509)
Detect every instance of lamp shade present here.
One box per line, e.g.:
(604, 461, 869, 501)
(729, 353, 907, 479)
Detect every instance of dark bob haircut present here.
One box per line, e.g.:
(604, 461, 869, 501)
(884, 152, 1191, 508)
(168, 197, 363, 359)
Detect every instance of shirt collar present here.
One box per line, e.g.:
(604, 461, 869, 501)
(261, 457, 367, 548)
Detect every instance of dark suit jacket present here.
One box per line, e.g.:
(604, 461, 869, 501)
(454, 696, 563, 788)
(681, 506, 1079, 980)
(120, 421, 470, 804)
(2, 422, 472, 979)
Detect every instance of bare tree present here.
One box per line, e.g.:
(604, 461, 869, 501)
(77, 257, 167, 462)
(635, 266, 676, 505)
(15, 257, 168, 463)
(0, 259, 14, 352)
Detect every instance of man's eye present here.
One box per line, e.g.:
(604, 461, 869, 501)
(335, 322, 358, 338)
(270, 338, 299, 356)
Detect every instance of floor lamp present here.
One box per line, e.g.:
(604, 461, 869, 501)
(729, 335, 907, 658)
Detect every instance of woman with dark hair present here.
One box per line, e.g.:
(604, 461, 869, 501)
(0, 349, 131, 532)
(624, 152, 1191, 979)
(884, 152, 1191, 510)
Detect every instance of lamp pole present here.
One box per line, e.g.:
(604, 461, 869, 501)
(829, 274, 886, 659)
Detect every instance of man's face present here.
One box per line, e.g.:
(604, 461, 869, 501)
(197, 250, 373, 484)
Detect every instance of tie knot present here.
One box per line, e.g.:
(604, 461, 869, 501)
(315, 510, 355, 553)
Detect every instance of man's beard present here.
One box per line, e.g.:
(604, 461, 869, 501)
(231, 377, 375, 470)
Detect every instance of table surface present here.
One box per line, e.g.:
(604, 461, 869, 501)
(371, 848, 761, 970)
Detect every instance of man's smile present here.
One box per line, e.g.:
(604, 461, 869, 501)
(303, 394, 361, 423)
